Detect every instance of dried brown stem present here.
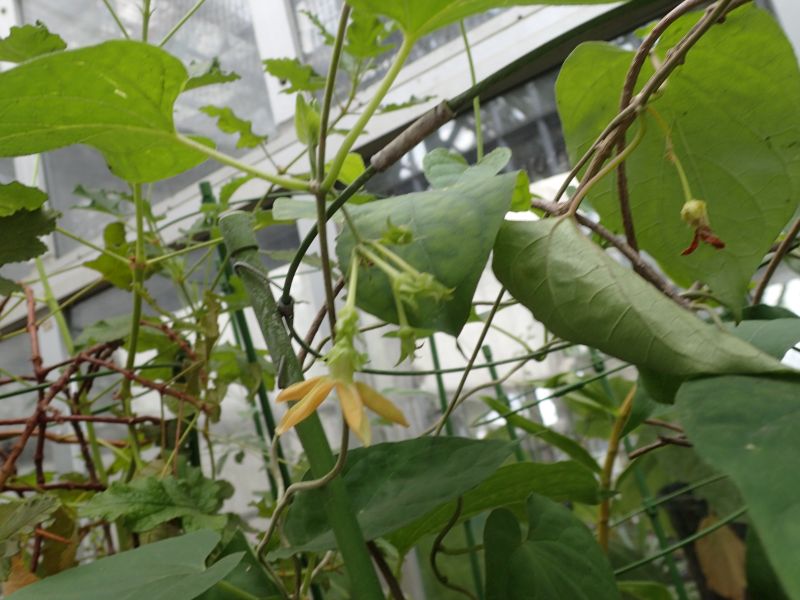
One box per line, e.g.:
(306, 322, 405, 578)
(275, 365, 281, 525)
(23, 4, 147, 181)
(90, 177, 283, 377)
(628, 435, 693, 459)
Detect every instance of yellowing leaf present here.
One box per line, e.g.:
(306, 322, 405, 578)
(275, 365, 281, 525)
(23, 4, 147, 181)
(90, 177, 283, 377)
(695, 515, 747, 600)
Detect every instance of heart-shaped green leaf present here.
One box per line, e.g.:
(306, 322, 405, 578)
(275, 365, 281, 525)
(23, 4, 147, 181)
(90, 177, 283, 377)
(389, 461, 599, 554)
(484, 494, 620, 599)
(279, 437, 514, 555)
(0, 40, 209, 183)
(8, 530, 242, 600)
(337, 172, 517, 335)
(677, 375, 800, 599)
(556, 6, 800, 310)
(492, 218, 789, 382)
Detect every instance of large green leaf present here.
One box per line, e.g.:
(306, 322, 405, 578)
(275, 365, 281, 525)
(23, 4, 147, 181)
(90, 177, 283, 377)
(484, 494, 620, 600)
(0, 181, 47, 217)
(0, 208, 57, 265)
(0, 40, 209, 183)
(0, 23, 65, 63)
(279, 437, 514, 555)
(196, 530, 278, 600)
(9, 530, 242, 600)
(81, 468, 230, 532)
(482, 396, 600, 472)
(677, 375, 800, 598)
(346, 0, 624, 40)
(389, 461, 599, 554)
(729, 318, 800, 359)
(492, 218, 790, 383)
(337, 173, 517, 335)
(556, 6, 800, 310)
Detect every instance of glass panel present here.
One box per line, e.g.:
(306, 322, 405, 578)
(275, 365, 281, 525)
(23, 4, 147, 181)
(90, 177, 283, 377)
(366, 69, 568, 195)
(20, 0, 274, 255)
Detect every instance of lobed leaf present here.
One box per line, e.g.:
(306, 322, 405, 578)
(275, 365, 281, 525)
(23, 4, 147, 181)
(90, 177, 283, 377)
(263, 57, 325, 93)
(200, 105, 266, 149)
(0, 40, 209, 182)
(0, 22, 65, 63)
(0, 181, 48, 217)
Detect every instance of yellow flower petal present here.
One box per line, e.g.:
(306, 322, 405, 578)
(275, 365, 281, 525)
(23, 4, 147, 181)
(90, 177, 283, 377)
(275, 379, 334, 434)
(276, 376, 325, 403)
(356, 382, 409, 427)
(336, 382, 370, 446)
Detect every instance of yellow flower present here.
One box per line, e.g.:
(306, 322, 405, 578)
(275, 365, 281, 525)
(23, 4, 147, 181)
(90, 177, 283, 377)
(275, 376, 409, 445)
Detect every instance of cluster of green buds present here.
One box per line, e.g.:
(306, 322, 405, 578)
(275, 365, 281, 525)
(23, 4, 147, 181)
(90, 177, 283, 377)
(355, 234, 452, 362)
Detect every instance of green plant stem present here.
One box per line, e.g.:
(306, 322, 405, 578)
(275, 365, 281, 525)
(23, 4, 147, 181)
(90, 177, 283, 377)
(597, 384, 636, 552)
(481, 345, 525, 461)
(55, 226, 129, 265)
(316, 4, 351, 185)
(568, 115, 646, 216)
(219, 211, 383, 596)
(281, 166, 375, 306)
(614, 506, 747, 576)
(175, 135, 310, 191)
(459, 21, 483, 160)
(120, 183, 146, 471)
(102, 0, 130, 38)
(147, 236, 222, 266)
(322, 36, 414, 192)
(430, 336, 485, 599)
(141, 0, 153, 42)
(159, 0, 206, 47)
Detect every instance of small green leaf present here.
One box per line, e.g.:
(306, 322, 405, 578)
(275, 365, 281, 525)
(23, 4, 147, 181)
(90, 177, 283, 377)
(0, 276, 20, 295)
(347, 0, 622, 40)
(492, 218, 790, 385)
(0, 208, 56, 265)
(301, 10, 335, 46)
(272, 196, 317, 221)
(184, 58, 240, 91)
(337, 173, 517, 335)
(677, 375, 800, 598)
(218, 176, 253, 207)
(389, 461, 599, 554)
(0, 40, 209, 182)
(278, 437, 514, 556)
(72, 185, 132, 216)
(9, 530, 242, 600)
(484, 494, 620, 600)
(378, 94, 436, 113)
(1, 496, 59, 578)
(331, 152, 366, 185)
(83, 222, 134, 290)
(0, 22, 65, 63)
(345, 10, 395, 58)
(422, 148, 468, 188)
(81, 467, 230, 533)
(0, 181, 48, 217)
(200, 105, 266, 149)
(263, 57, 325, 93)
(294, 94, 321, 147)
